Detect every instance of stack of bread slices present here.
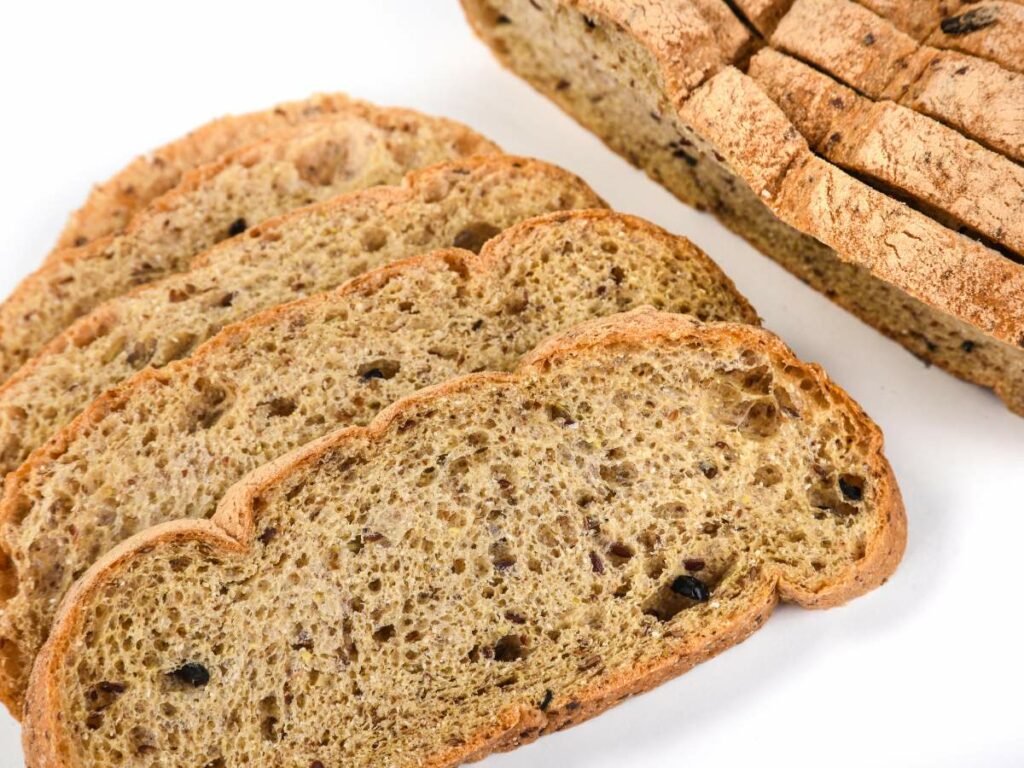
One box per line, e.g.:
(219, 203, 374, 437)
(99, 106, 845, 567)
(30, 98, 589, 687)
(0, 94, 905, 767)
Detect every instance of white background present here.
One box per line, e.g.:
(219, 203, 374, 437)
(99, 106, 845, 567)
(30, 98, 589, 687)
(1, 2, 1022, 766)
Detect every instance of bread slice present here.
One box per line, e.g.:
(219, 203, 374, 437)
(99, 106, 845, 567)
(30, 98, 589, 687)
(462, 0, 1024, 415)
(0, 106, 497, 382)
(52, 93, 362, 253)
(0, 209, 757, 716)
(0, 156, 602, 478)
(22, 308, 905, 768)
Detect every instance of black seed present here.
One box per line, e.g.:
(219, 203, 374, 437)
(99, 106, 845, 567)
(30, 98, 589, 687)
(961, 340, 975, 353)
(539, 689, 554, 711)
(496, 13, 511, 24)
(699, 460, 718, 479)
(74, 235, 89, 247)
(839, 477, 863, 502)
(258, 527, 278, 545)
(358, 359, 400, 381)
(671, 575, 710, 602)
(582, 14, 596, 28)
(472, 319, 484, 331)
(452, 222, 501, 254)
(227, 217, 247, 237)
(672, 148, 698, 166)
(168, 663, 210, 687)
(863, 32, 876, 46)
(941, 8, 998, 35)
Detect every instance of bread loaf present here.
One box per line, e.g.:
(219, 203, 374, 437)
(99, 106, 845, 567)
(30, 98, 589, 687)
(0, 104, 497, 381)
(0, 209, 756, 714)
(0, 156, 601, 477)
(462, 0, 1024, 414)
(22, 308, 905, 767)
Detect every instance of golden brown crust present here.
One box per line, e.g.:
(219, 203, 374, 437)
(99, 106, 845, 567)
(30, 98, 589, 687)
(52, 93, 359, 253)
(23, 309, 905, 767)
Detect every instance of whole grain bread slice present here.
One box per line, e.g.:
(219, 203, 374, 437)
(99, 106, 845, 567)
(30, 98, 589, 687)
(0, 105, 497, 381)
(52, 93, 362, 253)
(0, 156, 602, 478)
(0, 210, 757, 716)
(22, 308, 905, 768)
(462, 0, 1024, 414)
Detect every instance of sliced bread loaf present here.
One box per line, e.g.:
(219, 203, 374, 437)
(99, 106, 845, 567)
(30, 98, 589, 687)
(0, 106, 497, 381)
(23, 308, 905, 768)
(52, 93, 362, 253)
(0, 156, 602, 477)
(462, 0, 1024, 414)
(0, 209, 756, 715)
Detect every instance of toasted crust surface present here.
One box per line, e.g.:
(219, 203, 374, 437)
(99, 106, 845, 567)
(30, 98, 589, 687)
(24, 308, 905, 768)
(55, 93, 366, 252)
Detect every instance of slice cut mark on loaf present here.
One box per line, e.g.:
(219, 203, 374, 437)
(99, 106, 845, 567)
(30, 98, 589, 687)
(770, 0, 1024, 163)
(53, 93, 363, 253)
(859, 0, 1024, 74)
(0, 106, 498, 382)
(462, 0, 1024, 415)
(0, 210, 757, 715)
(0, 156, 603, 478)
(23, 309, 905, 768)
(748, 48, 1024, 260)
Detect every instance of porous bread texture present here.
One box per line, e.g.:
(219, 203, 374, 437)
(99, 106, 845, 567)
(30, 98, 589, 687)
(23, 309, 906, 768)
(0, 209, 758, 715)
(0, 107, 497, 382)
(53, 93, 361, 253)
(0, 156, 603, 478)
(461, 0, 1024, 414)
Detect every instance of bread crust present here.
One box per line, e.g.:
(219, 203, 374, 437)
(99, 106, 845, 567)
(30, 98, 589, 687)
(23, 308, 906, 767)
(53, 93, 361, 253)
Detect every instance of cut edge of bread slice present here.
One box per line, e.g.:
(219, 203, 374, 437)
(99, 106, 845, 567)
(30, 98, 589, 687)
(0, 208, 757, 716)
(22, 308, 906, 767)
